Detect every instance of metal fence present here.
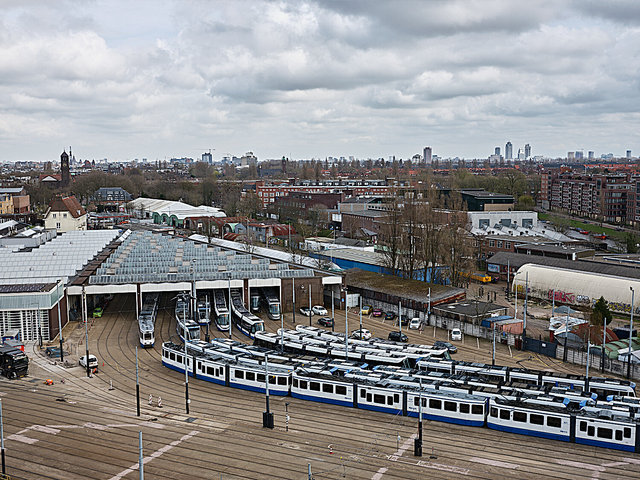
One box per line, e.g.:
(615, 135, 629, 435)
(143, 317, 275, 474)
(556, 345, 640, 380)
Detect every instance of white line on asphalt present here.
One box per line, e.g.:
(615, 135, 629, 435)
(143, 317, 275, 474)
(107, 430, 199, 480)
(469, 457, 519, 469)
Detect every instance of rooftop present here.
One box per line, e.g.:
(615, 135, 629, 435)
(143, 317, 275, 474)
(487, 251, 640, 280)
(433, 300, 507, 318)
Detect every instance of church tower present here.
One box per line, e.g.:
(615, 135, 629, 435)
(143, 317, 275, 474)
(61, 149, 70, 187)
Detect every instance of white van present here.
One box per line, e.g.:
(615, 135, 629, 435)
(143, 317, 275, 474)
(79, 354, 98, 369)
(409, 318, 421, 330)
(451, 328, 462, 341)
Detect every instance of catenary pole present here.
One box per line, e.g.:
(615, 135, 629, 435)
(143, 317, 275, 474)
(136, 346, 141, 417)
(57, 279, 64, 362)
(628, 287, 635, 379)
(82, 285, 90, 378)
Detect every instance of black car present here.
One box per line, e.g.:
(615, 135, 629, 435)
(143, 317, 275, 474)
(434, 340, 457, 354)
(396, 315, 409, 326)
(45, 346, 62, 358)
(384, 311, 397, 321)
(388, 331, 408, 342)
(317, 317, 334, 327)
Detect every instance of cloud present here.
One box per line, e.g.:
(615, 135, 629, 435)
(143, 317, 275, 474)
(0, 0, 638, 161)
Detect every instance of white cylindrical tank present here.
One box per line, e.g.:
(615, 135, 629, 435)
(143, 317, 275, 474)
(512, 263, 640, 314)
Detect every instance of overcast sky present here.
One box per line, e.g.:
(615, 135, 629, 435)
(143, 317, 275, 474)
(1, 0, 639, 162)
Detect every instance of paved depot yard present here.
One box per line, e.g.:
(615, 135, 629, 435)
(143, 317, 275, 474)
(2, 294, 639, 479)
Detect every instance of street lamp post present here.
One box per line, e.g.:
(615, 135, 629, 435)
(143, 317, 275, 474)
(308, 285, 312, 327)
(292, 277, 296, 326)
(331, 287, 335, 332)
(628, 286, 635, 379)
(57, 279, 64, 362)
(343, 286, 349, 353)
(228, 273, 232, 339)
(82, 285, 90, 378)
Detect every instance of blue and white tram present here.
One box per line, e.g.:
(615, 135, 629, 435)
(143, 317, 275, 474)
(575, 410, 639, 452)
(406, 390, 487, 426)
(487, 398, 572, 442)
(213, 290, 230, 332)
(230, 289, 265, 338)
(291, 369, 354, 407)
(138, 293, 158, 348)
(196, 295, 211, 325)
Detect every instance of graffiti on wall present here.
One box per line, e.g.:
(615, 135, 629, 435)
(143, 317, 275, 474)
(548, 289, 575, 304)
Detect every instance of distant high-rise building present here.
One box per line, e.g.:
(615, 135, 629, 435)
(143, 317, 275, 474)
(575, 151, 584, 160)
(627, 150, 632, 159)
(423, 146, 432, 164)
(517, 148, 525, 160)
(202, 151, 213, 164)
(524, 144, 531, 159)
(588, 151, 594, 159)
(505, 142, 513, 160)
(568, 152, 575, 160)
(494, 147, 500, 156)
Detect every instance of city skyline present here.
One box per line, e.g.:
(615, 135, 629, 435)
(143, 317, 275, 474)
(1, 1, 639, 161)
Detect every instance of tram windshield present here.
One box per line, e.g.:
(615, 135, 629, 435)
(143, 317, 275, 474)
(269, 304, 280, 317)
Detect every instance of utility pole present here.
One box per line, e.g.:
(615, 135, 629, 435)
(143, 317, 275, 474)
(492, 322, 496, 366)
(563, 308, 569, 362)
(138, 431, 144, 480)
(228, 274, 232, 339)
(1, 398, 5, 475)
(628, 287, 635, 379)
(263, 355, 274, 428)
(523, 272, 528, 351)
(57, 279, 64, 362)
(82, 285, 90, 378)
(427, 287, 431, 326)
(184, 295, 190, 415)
(136, 346, 141, 417)
(414, 378, 423, 456)
(331, 288, 335, 333)
(602, 315, 607, 373)
(359, 295, 363, 332)
(205, 294, 210, 343)
(292, 277, 296, 326)
(308, 285, 312, 327)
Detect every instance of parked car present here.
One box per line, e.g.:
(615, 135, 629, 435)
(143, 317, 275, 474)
(79, 354, 98, 369)
(361, 305, 372, 315)
(317, 317, 334, 327)
(396, 315, 409, 326)
(92, 307, 104, 318)
(299, 307, 313, 316)
(451, 328, 462, 341)
(351, 328, 372, 340)
(388, 331, 408, 342)
(372, 308, 384, 317)
(434, 340, 457, 354)
(409, 317, 422, 330)
(384, 311, 397, 321)
(312, 305, 328, 315)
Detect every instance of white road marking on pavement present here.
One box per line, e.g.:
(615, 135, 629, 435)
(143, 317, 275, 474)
(31, 425, 61, 435)
(107, 430, 199, 480)
(622, 458, 640, 465)
(371, 467, 387, 479)
(416, 460, 470, 475)
(7, 434, 38, 444)
(556, 459, 605, 472)
(469, 457, 519, 469)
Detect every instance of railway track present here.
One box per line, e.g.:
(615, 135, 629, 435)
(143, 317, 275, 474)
(3, 294, 639, 479)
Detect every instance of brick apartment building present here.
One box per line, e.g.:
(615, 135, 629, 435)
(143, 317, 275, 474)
(255, 180, 394, 208)
(541, 171, 640, 224)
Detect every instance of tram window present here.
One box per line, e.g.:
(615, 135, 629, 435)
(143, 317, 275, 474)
(530, 414, 544, 425)
(490, 407, 498, 418)
(459, 404, 470, 414)
(293, 379, 298, 388)
(615, 431, 623, 441)
(374, 394, 385, 405)
(547, 416, 561, 428)
(246, 372, 255, 381)
(299, 380, 307, 389)
(336, 386, 347, 395)
(579, 421, 587, 432)
(394, 394, 400, 403)
(624, 428, 632, 438)
(367, 393, 372, 402)
(429, 399, 442, 410)
(472, 405, 484, 415)
(422, 398, 427, 407)
(444, 401, 457, 412)
(323, 384, 333, 393)
(269, 376, 276, 385)
(234, 370, 244, 379)
(310, 382, 320, 391)
(176, 354, 183, 363)
(360, 389, 366, 398)
(513, 412, 527, 423)
(499, 410, 510, 420)
(598, 428, 613, 440)
(278, 377, 287, 386)
(207, 366, 215, 376)
(257, 374, 265, 383)
(588, 426, 595, 436)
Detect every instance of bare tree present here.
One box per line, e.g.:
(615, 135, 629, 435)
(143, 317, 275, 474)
(378, 197, 402, 276)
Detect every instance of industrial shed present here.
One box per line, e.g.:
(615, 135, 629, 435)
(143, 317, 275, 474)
(512, 263, 640, 314)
